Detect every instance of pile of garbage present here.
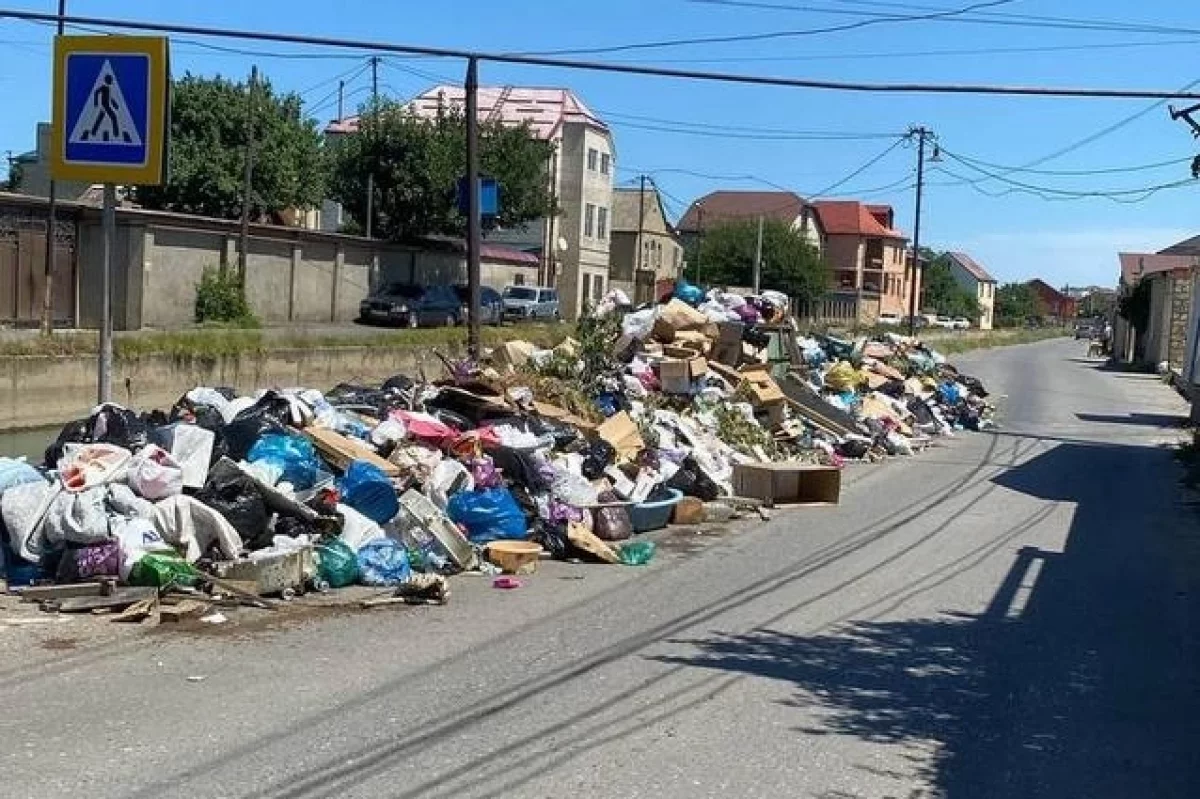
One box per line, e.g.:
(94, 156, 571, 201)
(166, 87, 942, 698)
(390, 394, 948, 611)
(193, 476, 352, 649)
(0, 283, 992, 618)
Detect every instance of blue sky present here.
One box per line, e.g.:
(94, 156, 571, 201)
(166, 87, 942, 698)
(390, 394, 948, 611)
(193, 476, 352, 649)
(2, 0, 1199, 288)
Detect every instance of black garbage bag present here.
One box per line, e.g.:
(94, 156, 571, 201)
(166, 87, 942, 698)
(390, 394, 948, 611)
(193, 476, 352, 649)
(425, 387, 513, 426)
(666, 457, 720, 501)
(593, 491, 633, 542)
(223, 407, 286, 462)
(254, 390, 296, 427)
(380, 374, 416, 394)
(581, 439, 616, 480)
(44, 418, 91, 467)
(957, 374, 989, 399)
(530, 519, 571, 560)
(490, 446, 549, 492)
(428, 408, 474, 431)
(742, 326, 771, 350)
(196, 463, 271, 549)
(879, 379, 907, 399)
(837, 439, 872, 460)
(907, 397, 936, 425)
(527, 416, 579, 449)
(326, 383, 398, 418)
(90, 404, 148, 451)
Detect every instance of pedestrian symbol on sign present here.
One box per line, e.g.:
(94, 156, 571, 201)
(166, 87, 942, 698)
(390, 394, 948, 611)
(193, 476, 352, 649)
(68, 60, 142, 147)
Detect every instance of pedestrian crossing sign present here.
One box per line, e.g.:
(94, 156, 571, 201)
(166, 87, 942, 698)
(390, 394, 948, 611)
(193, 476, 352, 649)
(50, 35, 169, 185)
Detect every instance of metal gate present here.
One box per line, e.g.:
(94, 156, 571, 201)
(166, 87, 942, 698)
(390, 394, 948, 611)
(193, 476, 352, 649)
(0, 208, 76, 327)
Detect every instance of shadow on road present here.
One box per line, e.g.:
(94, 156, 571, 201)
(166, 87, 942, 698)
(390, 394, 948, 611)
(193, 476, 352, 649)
(657, 437, 1200, 798)
(1076, 411, 1188, 427)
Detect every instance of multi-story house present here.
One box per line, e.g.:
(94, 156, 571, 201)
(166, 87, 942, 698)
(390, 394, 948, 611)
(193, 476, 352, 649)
(945, 251, 997, 330)
(811, 200, 912, 323)
(608, 184, 684, 304)
(327, 85, 614, 320)
(676, 190, 824, 257)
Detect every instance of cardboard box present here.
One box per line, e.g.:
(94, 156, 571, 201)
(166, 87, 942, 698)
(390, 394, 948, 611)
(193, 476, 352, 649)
(732, 462, 841, 507)
(653, 299, 710, 342)
(597, 411, 644, 462)
(492, 340, 536, 369)
(658, 356, 707, 394)
(712, 321, 745, 366)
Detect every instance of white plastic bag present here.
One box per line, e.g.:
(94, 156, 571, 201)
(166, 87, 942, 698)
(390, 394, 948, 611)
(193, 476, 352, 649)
(112, 516, 174, 580)
(58, 442, 132, 492)
(337, 503, 386, 552)
(370, 419, 408, 449)
(127, 445, 184, 501)
(1, 479, 57, 562)
(425, 460, 475, 510)
(621, 308, 659, 340)
(152, 495, 243, 562)
(42, 487, 111, 547)
(151, 424, 214, 489)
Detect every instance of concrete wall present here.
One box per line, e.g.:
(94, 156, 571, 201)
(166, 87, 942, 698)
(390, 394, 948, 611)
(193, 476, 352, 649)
(1144, 275, 1171, 366)
(1169, 271, 1193, 369)
(0, 345, 446, 432)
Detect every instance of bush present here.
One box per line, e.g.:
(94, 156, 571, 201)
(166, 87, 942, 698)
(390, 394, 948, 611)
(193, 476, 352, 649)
(194, 268, 259, 326)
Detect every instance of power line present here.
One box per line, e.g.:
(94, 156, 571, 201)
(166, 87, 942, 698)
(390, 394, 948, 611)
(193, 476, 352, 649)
(932, 155, 1200, 202)
(692, 0, 1200, 37)
(298, 59, 372, 99)
(598, 110, 900, 139)
(807, 136, 906, 199)
(5, 9, 1200, 100)
(941, 150, 1193, 177)
(521, 0, 1018, 57)
(606, 117, 902, 142)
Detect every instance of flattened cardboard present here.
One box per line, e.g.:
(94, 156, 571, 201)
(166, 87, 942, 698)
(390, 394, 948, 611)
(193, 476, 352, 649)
(732, 462, 841, 507)
(306, 426, 401, 477)
(597, 411, 644, 462)
(653, 299, 709, 342)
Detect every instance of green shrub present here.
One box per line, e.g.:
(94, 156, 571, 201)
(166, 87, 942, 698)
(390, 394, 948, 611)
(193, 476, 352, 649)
(194, 268, 259, 326)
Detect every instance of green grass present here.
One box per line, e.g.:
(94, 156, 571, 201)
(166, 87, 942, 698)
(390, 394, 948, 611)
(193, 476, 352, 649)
(927, 327, 1069, 355)
(0, 323, 568, 360)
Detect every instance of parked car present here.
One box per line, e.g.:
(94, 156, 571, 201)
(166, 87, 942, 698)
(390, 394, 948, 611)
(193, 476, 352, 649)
(358, 283, 465, 328)
(877, 311, 902, 326)
(933, 315, 957, 330)
(1074, 322, 1095, 339)
(503, 285, 560, 321)
(901, 315, 929, 329)
(452, 285, 504, 325)
(951, 317, 971, 330)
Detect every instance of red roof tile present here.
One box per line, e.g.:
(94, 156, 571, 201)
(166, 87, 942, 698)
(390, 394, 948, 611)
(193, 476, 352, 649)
(946, 251, 996, 283)
(1118, 252, 1196, 284)
(812, 200, 906, 239)
(677, 191, 807, 232)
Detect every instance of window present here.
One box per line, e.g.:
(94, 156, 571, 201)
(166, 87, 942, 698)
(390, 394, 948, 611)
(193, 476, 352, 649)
(584, 203, 596, 237)
(600, 153, 611, 175)
(582, 274, 593, 301)
(587, 148, 598, 171)
(514, 273, 525, 286)
(597, 207, 608, 240)
(592, 274, 605, 299)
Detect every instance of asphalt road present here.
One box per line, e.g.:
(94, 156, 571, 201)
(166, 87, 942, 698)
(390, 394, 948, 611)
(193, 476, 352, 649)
(2, 338, 1198, 799)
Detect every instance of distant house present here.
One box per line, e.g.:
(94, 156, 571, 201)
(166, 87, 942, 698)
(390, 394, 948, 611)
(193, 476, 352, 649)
(676, 190, 824, 255)
(608, 185, 683, 304)
(944, 252, 997, 330)
(1028, 279, 1078, 321)
(810, 200, 912, 323)
(327, 85, 614, 320)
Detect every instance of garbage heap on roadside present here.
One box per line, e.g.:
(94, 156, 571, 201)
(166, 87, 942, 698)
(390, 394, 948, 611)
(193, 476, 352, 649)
(0, 283, 992, 616)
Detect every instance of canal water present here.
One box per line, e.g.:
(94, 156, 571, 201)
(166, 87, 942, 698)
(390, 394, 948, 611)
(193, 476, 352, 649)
(0, 425, 60, 461)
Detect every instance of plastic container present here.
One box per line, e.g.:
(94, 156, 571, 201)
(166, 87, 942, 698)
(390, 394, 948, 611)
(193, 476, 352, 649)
(485, 541, 543, 575)
(628, 488, 684, 533)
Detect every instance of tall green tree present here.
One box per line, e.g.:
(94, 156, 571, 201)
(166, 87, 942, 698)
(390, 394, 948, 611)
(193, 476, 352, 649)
(329, 102, 555, 240)
(994, 282, 1040, 326)
(921, 253, 981, 318)
(688, 219, 829, 305)
(132, 74, 326, 220)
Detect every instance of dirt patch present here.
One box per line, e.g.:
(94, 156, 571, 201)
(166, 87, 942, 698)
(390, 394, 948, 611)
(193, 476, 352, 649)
(148, 595, 401, 640)
(39, 637, 78, 651)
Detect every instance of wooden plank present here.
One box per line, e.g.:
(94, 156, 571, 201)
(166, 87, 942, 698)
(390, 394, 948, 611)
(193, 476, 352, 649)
(54, 587, 158, 613)
(778, 373, 862, 437)
(305, 426, 400, 477)
(14, 581, 113, 602)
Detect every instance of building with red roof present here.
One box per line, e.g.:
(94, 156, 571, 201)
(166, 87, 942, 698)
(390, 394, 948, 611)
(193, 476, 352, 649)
(811, 200, 912, 322)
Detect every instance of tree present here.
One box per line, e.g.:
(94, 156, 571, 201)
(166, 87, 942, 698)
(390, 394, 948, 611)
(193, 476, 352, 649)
(920, 253, 981, 319)
(329, 102, 555, 240)
(994, 282, 1040, 327)
(1118, 279, 1152, 334)
(132, 74, 326, 220)
(688, 218, 829, 305)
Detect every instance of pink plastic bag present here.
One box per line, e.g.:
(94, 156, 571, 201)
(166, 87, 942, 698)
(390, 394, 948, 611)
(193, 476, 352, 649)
(127, 445, 184, 500)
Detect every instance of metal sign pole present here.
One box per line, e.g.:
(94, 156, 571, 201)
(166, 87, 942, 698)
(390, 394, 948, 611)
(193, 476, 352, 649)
(99, 183, 115, 404)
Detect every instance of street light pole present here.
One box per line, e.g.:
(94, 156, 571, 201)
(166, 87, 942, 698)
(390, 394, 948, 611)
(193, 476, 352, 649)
(41, 0, 66, 335)
(906, 126, 934, 338)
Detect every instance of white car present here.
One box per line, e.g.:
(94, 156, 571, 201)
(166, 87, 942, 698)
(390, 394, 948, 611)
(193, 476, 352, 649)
(951, 317, 971, 330)
(934, 315, 957, 330)
(877, 312, 902, 326)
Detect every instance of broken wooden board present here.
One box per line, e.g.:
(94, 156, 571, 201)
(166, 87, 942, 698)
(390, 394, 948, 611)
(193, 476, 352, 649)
(112, 597, 159, 623)
(305, 426, 400, 477)
(778, 372, 864, 438)
(160, 600, 211, 623)
(567, 522, 620, 564)
(14, 581, 114, 602)
(53, 587, 158, 614)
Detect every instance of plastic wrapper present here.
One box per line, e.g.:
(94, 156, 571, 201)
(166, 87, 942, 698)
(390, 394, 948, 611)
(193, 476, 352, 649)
(126, 444, 184, 500)
(55, 542, 121, 582)
(447, 488, 527, 544)
(356, 539, 412, 586)
(471, 458, 504, 489)
(316, 539, 360, 588)
(619, 540, 656, 566)
(550, 470, 599, 507)
(336, 504, 386, 552)
(621, 308, 658, 340)
(248, 433, 319, 490)
(673, 281, 705, 306)
(126, 551, 200, 588)
(338, 460, 400, 524)
(58, 443, 132, 492)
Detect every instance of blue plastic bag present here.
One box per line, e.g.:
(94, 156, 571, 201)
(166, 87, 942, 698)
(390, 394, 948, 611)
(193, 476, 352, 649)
(447, 487, 527, 544)
(937, 382, 962, 405)
(356, 539, 412, 586)
(0, 458, 42, 494)
(673, 280, 705, 307)
(247, 433, 318, 489)
(338, 460, 399, 524)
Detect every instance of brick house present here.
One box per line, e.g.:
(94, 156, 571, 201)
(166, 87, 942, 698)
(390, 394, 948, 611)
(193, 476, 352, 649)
(676, 190, 824, 256)
(1028, 279, 1079, 321)
(810, 201, 913, 324)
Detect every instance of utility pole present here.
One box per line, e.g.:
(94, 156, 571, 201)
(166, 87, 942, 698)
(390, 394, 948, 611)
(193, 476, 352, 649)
(753, 215, 764, 294)
(694, 204, 704, 284)
(365, 56, 379, 239)
(906, 126, 934, 338)
(239, 64, 257, 289)
(40, 0, 66, 335)
(465, 57, 482, 359)
(636, 174, 647, 300)
(337, 79, 345, 121)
